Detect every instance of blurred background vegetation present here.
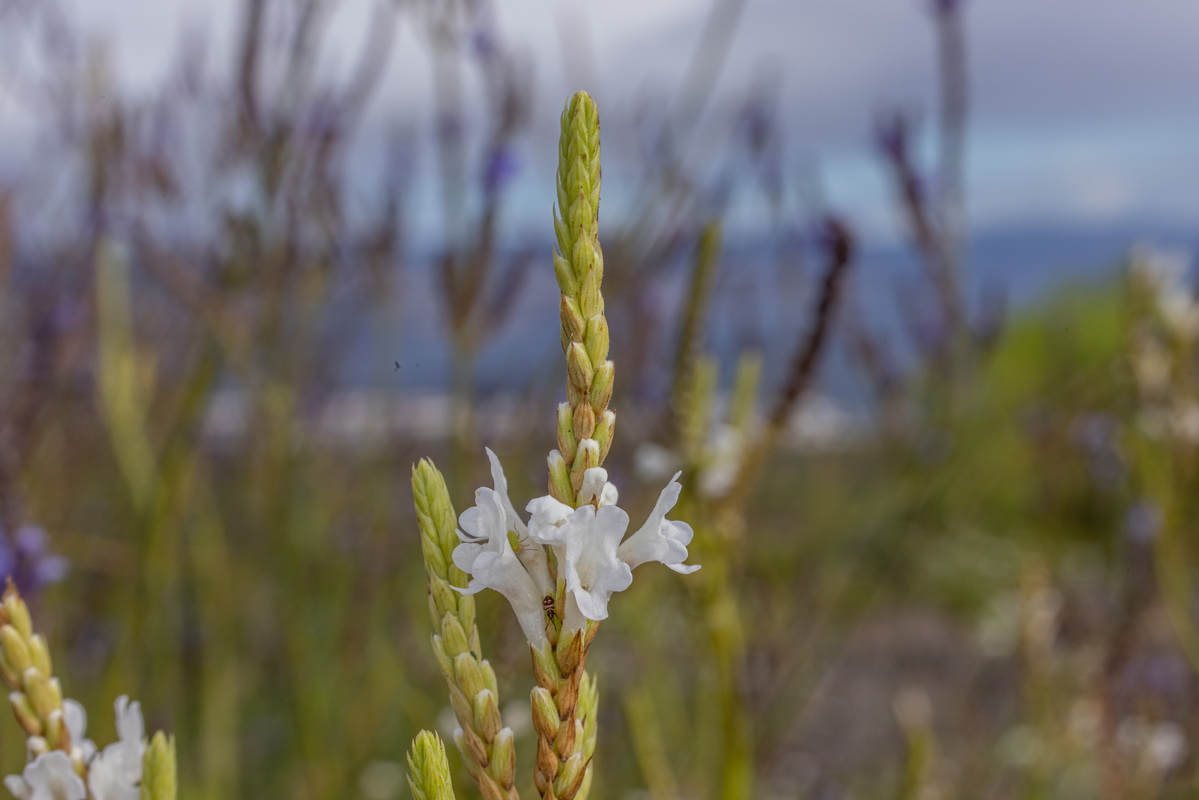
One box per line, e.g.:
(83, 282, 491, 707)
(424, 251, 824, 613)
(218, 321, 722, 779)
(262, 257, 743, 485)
(0, 0, 1197, 798)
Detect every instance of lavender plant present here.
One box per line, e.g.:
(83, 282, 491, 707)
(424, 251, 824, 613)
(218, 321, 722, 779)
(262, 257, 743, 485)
(410, 91, 700, 800)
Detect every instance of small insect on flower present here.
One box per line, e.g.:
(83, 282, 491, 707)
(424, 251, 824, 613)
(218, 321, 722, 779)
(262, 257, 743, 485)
(542, 595, 557, 623)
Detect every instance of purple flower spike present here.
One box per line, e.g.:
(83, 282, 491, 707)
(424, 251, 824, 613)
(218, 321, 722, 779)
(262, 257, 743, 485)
(482, 147, 519, 196)
(0, 523, 70, 598)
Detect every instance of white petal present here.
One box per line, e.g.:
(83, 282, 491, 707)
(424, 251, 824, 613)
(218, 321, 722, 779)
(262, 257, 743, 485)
(22, 751, 86, 800)
(457, 506, 483, 541)
(616, 473, 699, 573)
(577, 468, 609, 505)
(485, 447, 527, 535)
(452, 542, 485, 575)
(114, 696, 144, 746)
(562, 506, 632, 625)
(599, 483, 619, 507)
(4, 775, 32, 800)
(526, 496, 574, 545)
(62, 700, 87, 748)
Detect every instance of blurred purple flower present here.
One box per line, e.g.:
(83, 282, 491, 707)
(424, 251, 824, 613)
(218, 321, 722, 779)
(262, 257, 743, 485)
(1069, 412, 1126, 488)
(1123, 500, 1162, 545)
(469, 26, 498, 61)
(482, 147, 519, 196)
(934, 0, 964, 11)
(874, 113, 909, 162)
(0, 524, 69, 597)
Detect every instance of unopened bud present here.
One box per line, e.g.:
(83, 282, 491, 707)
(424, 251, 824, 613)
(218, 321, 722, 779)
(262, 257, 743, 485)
(584, 315, 609, 366)
(567, 343, 594, 393)
(10, 691, 41, 736)
(488, 727, 516, 788)
(472, 689, 502, 741)
(23, 669, 58, 717)
(589, 361, 614, 413)
(3, 592, 31, 641)
(554, 250, 578, 298)
(548, 450, 574, 504)
(141, 731, 178, 800)
(570, 439, 600, 495)
(440, 614, 471, 658)
(572, 401, 596, 443)
(531, 687, 560, 740)
(27, 635, 51, 679)
(554, 753, 588, 800)
(560, 296, 586, 345)
(556, 404, 577, 459)
(454, 653, 486, 699)
(0, 626, 32, 674)
(594, 411, 616, 463)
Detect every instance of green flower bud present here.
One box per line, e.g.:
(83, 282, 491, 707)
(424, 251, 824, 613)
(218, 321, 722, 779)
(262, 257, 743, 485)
(588, 361, 614, 414)
(548, 449, 574, 505)
(472, 689, 502, 742)
(440, 615, 471, 659)
(593, 411, 616, 465)
(454, 653, 486, 700)
(10, 691, 42, 736)
(140, 732, 178, 800)
(554, 753, 588, 800)
(27, 635, 51, 679)
(406, 731, 456, 800)
(1, 625, 32, 674)
(530, 687, 560, 740)
(487, 728, 516, 788)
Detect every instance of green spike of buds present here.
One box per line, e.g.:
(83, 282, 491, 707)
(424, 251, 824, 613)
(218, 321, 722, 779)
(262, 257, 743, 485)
(552, 91, 615, 501)
(407, 731, 456, 800)
(140, 732, 177, 800)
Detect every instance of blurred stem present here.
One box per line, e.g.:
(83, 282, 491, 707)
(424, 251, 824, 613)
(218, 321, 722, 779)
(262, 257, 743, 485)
(669, 221, 723, 437)
(935, 0, 968, 281)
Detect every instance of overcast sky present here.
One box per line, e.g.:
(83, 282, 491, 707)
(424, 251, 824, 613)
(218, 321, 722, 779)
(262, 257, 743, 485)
(25, 0, 1199, 243)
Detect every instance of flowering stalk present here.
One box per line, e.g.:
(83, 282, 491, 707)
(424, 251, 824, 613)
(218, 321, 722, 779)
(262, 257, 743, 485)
(551, 91, 614, 506)
(415, 90, 698, 800)
(0, 579, 81, 773)
(535, 90, 612, 800)
(1, 579, 175, 800)
(413, 461, 518, 800)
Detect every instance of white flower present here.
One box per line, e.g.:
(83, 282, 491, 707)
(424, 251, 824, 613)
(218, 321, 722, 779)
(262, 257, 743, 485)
(453, 487, 551, 647)
(559, 504, 633, 624)
(87, 696, 144, 800)
(457, 448, 554, 596)
(617, 473, 700, 575)
(453, 450, 698, 642)
(4, 751, 86, 800)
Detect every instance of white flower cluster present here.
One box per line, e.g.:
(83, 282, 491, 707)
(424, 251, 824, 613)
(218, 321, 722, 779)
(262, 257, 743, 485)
(453, 449, 699, 645)
(4, 696, 144, 800)
(1130, 242, 1199, 340)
